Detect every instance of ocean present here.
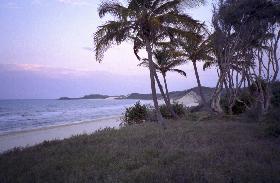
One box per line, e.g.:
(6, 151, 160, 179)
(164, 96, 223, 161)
(0, 99, 149, 135)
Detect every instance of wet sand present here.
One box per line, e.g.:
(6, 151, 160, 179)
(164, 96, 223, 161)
(0, 116, 121, 153)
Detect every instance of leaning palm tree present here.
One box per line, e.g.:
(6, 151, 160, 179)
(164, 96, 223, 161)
(178, 27, 214, 106)
(139, 49, 186, 119)
(140, 49, 187, 103)
(94, 0, 203, 124)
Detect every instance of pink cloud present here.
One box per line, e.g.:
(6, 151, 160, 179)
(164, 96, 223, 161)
(0, 64, 97, 78)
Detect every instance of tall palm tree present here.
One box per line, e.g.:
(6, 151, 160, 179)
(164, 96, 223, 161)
(178, 28, 214, 106)
(94, 0, 202, 124)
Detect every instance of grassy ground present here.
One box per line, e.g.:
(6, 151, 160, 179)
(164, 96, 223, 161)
(0, 117, 280, 183)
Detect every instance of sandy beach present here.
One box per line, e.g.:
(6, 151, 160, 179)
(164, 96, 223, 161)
(0, 96, 200, 153)
(0, 116, 121, 153)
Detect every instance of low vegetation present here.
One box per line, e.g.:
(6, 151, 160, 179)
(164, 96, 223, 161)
(1, 117, 280, 183)
(220, 90, 255, 115)
(159, 102, 186, 119)
(121, 101, 187, 126)
(121, 101, 149, 125)
(261, 107, 280, 138)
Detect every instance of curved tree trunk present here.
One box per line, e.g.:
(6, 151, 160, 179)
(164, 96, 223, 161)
(192, 61, 207, 105)
(154, 72, 179, 119)
(211, 71, 224, 113)
(146, 42, 165, 126)
(163, 73, 171, 104)
(211, 92, 223, 113)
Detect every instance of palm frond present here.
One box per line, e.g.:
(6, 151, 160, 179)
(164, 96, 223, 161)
(138, 59, 161, 71)
(181, 0, 205, 8)
(138, 60, 149, 67)
(133, 36, 144, 60)
(164, 27, 202, 42)
(157, 11, 201, 28)
(98, 2, 129, 20)
(203, 61, 215, 70)
(170, 69, 187, 77)
(128, 0, 154, 12)
(94, 21, 131, 62)
(167, 59, 187, 69)
(95, 0, 204, 65)
(153, 0, 181, 15)
(151, 0, 162, 10)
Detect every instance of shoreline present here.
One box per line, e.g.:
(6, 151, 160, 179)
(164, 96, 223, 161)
(0, 115, 122, 137)
(0, 115, 122, 153)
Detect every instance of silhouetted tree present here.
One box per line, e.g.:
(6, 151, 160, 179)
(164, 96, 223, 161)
(94, 0, 203, 124)
(210, 0, 280, 115)
(139, 49, 186, 119)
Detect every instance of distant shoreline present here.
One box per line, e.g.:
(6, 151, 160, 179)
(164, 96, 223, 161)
(58, 87, 215, 101)
(58, 94, 125, 100)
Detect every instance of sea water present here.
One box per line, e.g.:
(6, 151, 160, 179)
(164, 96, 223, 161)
(0, 99, 150, 135)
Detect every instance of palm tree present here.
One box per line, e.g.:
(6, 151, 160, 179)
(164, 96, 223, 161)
(178, 27, 214, 106)
(139, 49, 186, 104)
(94, 0, 202, 124)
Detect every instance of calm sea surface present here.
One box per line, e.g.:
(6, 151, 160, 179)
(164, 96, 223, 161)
(0, 99, 149, 135)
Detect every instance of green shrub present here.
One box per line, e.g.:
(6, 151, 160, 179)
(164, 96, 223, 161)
(121, 101, 148, 126)
(221, 90, 254, 115)
(159, 102, 186, 119)
(121, 101, 187, 125)
(159, 104, 172, 119)
(145, 106, 157, 122)
(186, 104, 204, 113)
(262, 108, 280, 137)
(233, 91, 254, 114)
(172, 102, 187, 117)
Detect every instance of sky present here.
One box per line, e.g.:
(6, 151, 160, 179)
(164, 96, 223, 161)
(0, 0, 215, 99)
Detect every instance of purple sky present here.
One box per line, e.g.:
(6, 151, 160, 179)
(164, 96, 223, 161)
(0, 0, 215, 99)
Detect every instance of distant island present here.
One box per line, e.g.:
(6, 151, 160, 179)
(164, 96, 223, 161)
(58, 93, 153, 100)
(59, 94, 111, 100)
(58, 87, 215, 101)
(58, 94, 124, 100)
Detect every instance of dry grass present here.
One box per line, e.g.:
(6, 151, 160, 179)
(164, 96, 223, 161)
(0, 118, 280, 183)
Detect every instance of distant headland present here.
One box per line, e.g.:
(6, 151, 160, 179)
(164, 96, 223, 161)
(58, 87, 215, 101)
(58, 94, 115, 100)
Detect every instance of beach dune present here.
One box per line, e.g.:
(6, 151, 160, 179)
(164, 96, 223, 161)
(175, 91, 201, 107)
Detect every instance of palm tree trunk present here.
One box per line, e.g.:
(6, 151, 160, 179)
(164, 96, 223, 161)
(146, 42, 165, 126)
(163, 73, 171, 104)
(192, 60, 207, 105)
(154, 71, 179, 119)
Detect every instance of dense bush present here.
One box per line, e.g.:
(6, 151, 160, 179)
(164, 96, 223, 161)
(121, 101, 148, 126)
(232, 91, 255, 114)
(186, 104, 204, 113)
(262, 107, 280, 137)
(159, 102, 186, 119)
(121, 102, 187, 125)
(221, 90, 254, 115)
(249, 79, 268, 95)
(271, 81, 280, 108)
